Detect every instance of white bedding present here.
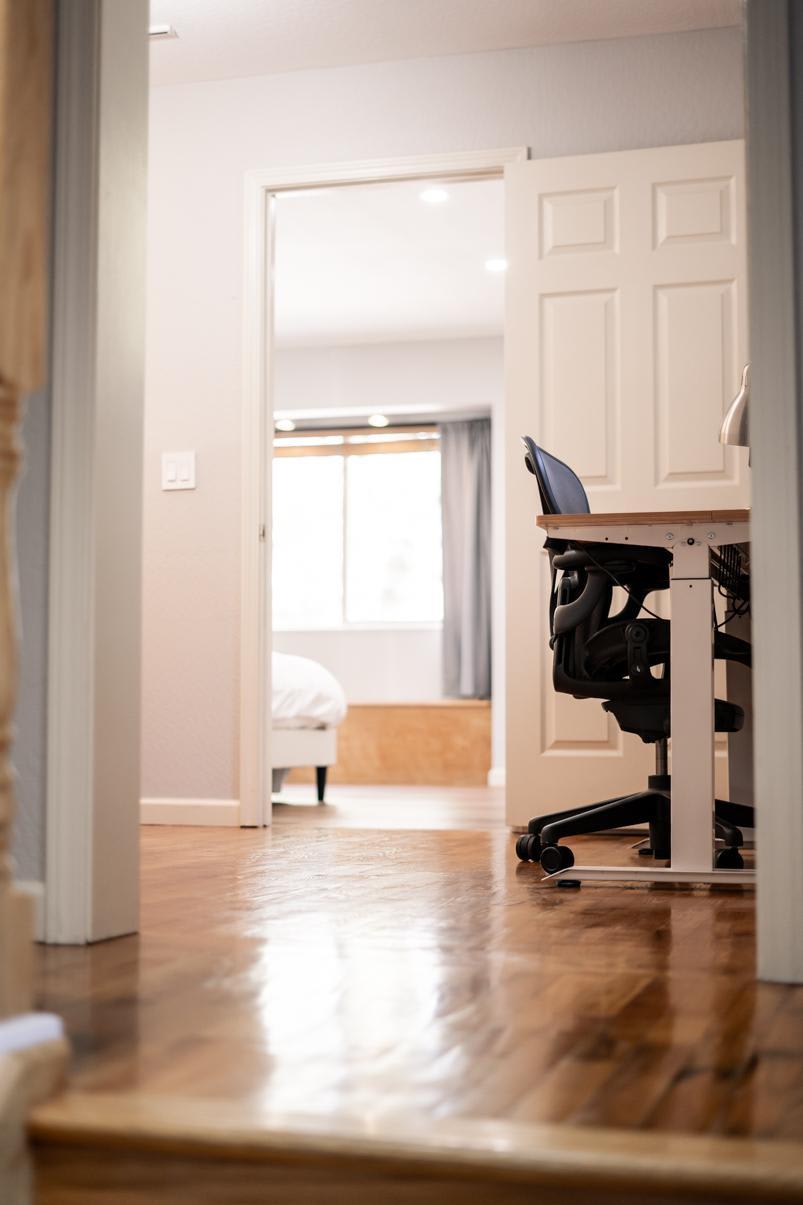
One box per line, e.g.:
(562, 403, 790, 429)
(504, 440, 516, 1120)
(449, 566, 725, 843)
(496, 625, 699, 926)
(272, 652, 347, 730)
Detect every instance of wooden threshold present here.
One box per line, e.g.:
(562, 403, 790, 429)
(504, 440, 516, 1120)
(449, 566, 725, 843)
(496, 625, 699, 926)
(30, 1091, 803, 1205)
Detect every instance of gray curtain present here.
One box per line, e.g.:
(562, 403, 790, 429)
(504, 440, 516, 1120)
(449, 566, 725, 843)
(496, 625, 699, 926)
(440, 419, 492, 698)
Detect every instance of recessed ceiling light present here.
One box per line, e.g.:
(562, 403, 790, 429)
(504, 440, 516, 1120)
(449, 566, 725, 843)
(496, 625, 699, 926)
(368, 414, 390, 428)
(484, 257, 508, 273)
(149, 23, 178, 39)
(275, 419, 296, 432)
(419, 188, 450, 205)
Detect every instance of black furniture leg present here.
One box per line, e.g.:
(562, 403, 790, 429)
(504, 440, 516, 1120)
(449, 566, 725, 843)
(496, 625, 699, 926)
(648, 798, 672, 860)
(715, 799, 754, 829)
(527, 795, 628, 837)
(540, 791, 664, 847)
(316, 766, 328, 804)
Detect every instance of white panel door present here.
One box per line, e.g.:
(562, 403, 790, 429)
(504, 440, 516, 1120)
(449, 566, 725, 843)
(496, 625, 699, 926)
(505, 140, 748, 828)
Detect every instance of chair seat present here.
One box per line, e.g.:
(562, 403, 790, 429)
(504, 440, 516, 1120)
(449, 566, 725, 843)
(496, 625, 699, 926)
(603, 696, 744, 743)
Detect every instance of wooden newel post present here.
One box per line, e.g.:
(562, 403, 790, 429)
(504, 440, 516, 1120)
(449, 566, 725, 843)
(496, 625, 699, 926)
(0, 2, 69, 1198)
(0, 0, 52, 1018)
(0, 378, 32, 1017)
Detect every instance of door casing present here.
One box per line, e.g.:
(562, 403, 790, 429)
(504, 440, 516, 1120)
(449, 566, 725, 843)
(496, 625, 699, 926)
(240, 147, 528, 827)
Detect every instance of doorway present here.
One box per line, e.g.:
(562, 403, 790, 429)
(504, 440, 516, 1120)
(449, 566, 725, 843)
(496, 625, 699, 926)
(240, 148, 527, 826)
(269, 177, 502, 825)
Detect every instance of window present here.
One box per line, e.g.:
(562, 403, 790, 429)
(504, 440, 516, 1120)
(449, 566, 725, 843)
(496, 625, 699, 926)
(272, 429, 443, 628)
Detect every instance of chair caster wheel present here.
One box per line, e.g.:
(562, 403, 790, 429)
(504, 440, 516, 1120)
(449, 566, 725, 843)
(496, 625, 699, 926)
(539, 844, 575, 874)
(557, 879, 582, 889)
(715, 847, 744, 870)
(516, 834, 542, 863)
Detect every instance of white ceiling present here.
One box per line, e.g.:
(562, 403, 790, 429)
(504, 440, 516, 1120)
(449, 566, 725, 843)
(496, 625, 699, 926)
(274, 178, 504, 346)
(149, 0, 742, 88)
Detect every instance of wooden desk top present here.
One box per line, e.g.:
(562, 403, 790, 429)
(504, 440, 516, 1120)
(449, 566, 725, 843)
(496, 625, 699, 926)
(536, 508, 750, 531)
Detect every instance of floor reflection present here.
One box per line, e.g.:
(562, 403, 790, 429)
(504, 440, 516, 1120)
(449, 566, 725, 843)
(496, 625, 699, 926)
(34, 817, 797, 1140)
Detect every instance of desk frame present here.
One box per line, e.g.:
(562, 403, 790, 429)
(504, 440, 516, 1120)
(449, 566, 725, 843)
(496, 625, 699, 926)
(536, 512, 753, 887)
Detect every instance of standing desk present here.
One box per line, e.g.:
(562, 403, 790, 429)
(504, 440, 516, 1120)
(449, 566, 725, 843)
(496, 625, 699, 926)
(535, 509, 753, 887)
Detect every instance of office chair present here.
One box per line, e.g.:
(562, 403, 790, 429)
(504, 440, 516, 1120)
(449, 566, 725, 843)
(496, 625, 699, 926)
(516, 438, 754, 875)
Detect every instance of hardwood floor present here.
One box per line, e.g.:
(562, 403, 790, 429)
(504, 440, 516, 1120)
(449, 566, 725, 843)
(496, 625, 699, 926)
(274, 782, 507, 828)
(32, 797, 803, 1140)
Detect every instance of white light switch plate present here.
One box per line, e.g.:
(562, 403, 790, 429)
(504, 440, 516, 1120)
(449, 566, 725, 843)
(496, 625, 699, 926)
(162, 451, 196, 491)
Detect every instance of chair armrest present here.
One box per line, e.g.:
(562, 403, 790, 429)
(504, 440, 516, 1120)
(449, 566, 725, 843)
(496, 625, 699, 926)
(552, 545, 671, 574)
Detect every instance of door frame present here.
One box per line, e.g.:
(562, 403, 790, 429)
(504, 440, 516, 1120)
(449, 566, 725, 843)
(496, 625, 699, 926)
(745, 0, 803, 983)
(240, 146, 527, 826)
(44, 0, 149, 944)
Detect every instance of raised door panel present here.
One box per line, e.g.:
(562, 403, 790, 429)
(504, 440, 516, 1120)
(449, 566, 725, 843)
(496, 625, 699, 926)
(540, 289, 619, 486)
(653, 176, 734, 248)
(654, 280, 738, 485)
(545, 693, 618, 750)
(541, 187, 619, 257)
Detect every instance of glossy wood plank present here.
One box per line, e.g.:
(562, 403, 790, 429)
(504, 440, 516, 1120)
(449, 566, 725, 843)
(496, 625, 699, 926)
(276, 783, 505, 828)
(536, 509, 751, 529)
(31, 811, 803, 1146)
(30, 1091, 803, 1205)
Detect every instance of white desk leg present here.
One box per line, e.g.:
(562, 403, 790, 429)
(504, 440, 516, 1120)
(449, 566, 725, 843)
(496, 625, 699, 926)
(670, 546, 715, 871)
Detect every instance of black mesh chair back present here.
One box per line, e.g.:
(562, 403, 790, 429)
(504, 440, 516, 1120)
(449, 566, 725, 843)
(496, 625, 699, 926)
(521, 436, 590, 516)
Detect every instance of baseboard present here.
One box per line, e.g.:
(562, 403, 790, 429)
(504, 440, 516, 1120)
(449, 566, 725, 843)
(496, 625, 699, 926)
(17, 880, 45, 942)
(140, 799, 240, 827)
(487, 767, 506, 788)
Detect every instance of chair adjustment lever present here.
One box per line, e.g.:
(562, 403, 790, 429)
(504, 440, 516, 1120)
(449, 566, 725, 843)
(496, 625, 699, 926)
(625, 622, 651, 680)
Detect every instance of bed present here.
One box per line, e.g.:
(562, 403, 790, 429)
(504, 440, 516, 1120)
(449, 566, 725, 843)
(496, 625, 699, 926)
(271, 651, 347, 801)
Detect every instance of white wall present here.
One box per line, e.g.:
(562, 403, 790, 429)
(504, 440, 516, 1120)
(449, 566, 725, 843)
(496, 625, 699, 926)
(274, 629, 443, 701)
(143, 28, 744, 802)
(275, 337, 502, 414)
